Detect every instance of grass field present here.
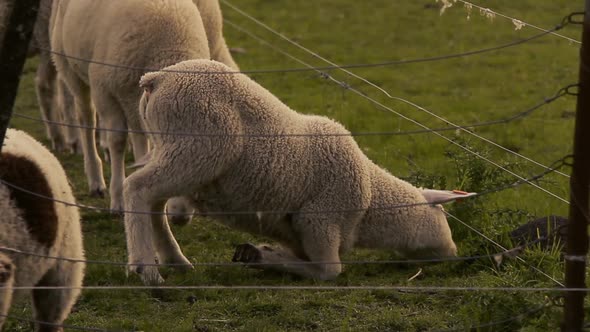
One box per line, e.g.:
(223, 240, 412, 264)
(4, 0, 588, 330)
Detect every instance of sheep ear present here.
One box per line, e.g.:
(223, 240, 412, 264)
(421, 189, 477, 205)
(139, 71, 163, 91)
(127, 151, 153, 169)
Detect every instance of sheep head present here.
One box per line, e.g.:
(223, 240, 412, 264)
(413, 189, 477, 258)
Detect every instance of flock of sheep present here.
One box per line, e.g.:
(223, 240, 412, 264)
(0, 0, 473, 330)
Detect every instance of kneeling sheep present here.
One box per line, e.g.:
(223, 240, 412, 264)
(124, 59, 470, 284)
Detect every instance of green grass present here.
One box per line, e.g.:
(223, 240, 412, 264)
(4, 0, 589, 330)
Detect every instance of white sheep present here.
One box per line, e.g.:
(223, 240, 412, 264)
(123, 59, 473, 284)
(50, 0, 238, 212)
(0, 129, 85, 332)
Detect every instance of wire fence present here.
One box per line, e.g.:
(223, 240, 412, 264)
(5, 83, 577, 138)
(221, 15, 574, 203)
(30, 21, 570, 75)
(1, 0, 585, 330)
(221, 3, 576, 185)
(0, 154, 570, 216)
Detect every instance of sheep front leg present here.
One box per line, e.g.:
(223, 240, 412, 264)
(0, 254, 14, 331)
(91, 89, 129, 212)
(123, 180, 163, 284)
(123, 162, 193, 284)
(232, 242, 342, 280)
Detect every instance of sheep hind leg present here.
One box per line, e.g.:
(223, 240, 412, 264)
(0, 254, 15, 331)
(92, 90, 128, 212)
(32, 261, 83, 332)
(151, 199, 193, 271)
(232, 241, 342, 281)
(68, 78, 106, 197)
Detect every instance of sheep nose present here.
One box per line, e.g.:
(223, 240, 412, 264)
(169, 215, 191, 226)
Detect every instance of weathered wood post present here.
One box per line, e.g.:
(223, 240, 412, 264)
(0, 0, 41, 152)
(562, 2, 590, 331)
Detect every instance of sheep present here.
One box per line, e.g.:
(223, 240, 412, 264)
(123, 59, 473, 284)
(0, 128, 85, 332)
(50, 0, 238, 212)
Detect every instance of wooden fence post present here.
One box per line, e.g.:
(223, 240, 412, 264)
(562, 2, 590, 331)
(0, 0, 41, 152)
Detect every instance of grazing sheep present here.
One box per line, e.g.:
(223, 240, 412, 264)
(50, 0, 214, 211)
(0, 129, 85, 332)
(50, 0, 215, 210)
(123, 59, 471, 284)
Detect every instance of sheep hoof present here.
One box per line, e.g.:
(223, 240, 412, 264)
(232, 243, 262, 264)
(89, 188, 106, 198)
(128, 263, 165, 285)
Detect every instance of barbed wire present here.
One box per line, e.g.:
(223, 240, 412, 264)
(453, 0, 582, 44)
(223, 8, 573, 203)
(0, 155, 569, 217)
(6, 84, 574, 139)
(29, 23, 564, 76)
(223, 4, 576, 181)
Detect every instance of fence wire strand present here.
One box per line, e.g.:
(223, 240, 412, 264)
(5, 84, 573, 139)
(0, 155, 569, 217)
(0, 225, 555, 268)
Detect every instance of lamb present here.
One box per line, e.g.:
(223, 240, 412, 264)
(0, 129, 85, 332)
(49, 0, 238, 212)
(123, 59, 472, 284)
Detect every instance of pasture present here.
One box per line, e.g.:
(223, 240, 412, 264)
(4, 0, 586, 330)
